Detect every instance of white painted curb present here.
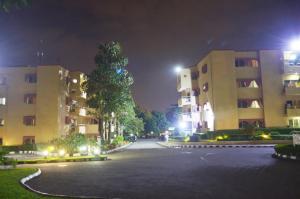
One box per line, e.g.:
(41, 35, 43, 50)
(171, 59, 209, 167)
(164, 144, 275, 149)
(105, 142, 133, 154)
(273, 153, 299, 161)
(20, 168, 105, 198)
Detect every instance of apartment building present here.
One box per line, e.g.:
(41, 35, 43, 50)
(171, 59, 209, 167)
(0, 65, 98, 146)
(177, 49, 300, 134)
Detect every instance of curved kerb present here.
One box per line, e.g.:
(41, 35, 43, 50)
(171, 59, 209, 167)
(20, 168, 105, 199)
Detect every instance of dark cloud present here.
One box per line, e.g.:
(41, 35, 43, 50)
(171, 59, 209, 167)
(0, 0, 300, 110)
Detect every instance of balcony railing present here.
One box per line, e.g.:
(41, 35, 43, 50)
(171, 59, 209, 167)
(284, 86, 300, 95)
(286, 107, 300, 117)
(283, 59, 300, 74)
(178, 96, 196, 107)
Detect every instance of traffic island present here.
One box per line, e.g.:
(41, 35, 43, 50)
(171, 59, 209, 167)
(272, 144, 300, 161)
(17, 155, 108, 165)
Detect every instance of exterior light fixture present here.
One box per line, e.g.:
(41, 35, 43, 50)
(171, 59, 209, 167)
(178, 121, 187, 129)
(42, 150, 49, 156)
(175, 65, 182, 73)
(79, 145, 87, 152)
(59, 149, 65, 157)
(289, 38, 300, 51)
(93, 148, 100, 155)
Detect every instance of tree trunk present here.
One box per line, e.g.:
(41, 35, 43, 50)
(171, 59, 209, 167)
(98, 117, 103, 139)
(108, 119, 111, 143)
(116, 119, 119, 135)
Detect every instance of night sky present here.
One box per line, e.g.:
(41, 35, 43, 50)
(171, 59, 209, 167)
(0, 0, 300, 111)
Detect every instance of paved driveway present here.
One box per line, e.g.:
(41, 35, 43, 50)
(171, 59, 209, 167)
(26, 141, 300, 199)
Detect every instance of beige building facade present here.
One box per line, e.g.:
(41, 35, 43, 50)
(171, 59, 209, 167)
(0, 65, 97, 146)
(177, 50, 300, 133)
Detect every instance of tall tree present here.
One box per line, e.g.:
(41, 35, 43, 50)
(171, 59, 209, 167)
(83, 42, 132, 140)
(166, 104, 181, 127)
(83, 41, 136, 142)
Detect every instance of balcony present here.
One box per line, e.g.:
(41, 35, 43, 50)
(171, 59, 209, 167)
(178, 96, 196, 107)
(235, 67, 260, 79)
(177, 69, 192, 92)
(237, 87, 262, 98)
(284, 86, 300, 95)
(286, 107, 300, 117)
(180, 113, 193, 121)
(86, 124, 98, 134)
(283, 51, 300, 74)
(238, 108, 264, 119)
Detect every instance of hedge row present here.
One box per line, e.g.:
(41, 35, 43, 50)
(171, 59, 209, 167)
(274, 144, 300, 157)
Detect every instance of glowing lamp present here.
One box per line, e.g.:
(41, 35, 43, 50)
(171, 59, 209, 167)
(175, 65, 182, 73)
(289, 39, 300, 51)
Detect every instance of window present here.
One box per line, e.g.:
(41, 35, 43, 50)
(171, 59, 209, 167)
(0, 97, 6, 105)
(0, 119, 4, 126)
(23, 136, 35, 144)
(24, 94, 36, 104)
(193, 88, 200, 96)
(238, 99, 262, 108)
(0, 77, 6, 85)
(0, 138, 2, 145)
(23, 116, 36, 126)
(235, 58, 259, 67)
(191, 71, 199, 80)
(239, 120, 264, 128)
(237, 79, 259, 88)
(202, 64, 208, 73)
(203, 82, 208, 92)
(25, 73, 37, 83)
(65, 116, 71, 124)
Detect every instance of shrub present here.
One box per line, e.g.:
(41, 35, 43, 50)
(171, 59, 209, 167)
(274, 144, 300, 156)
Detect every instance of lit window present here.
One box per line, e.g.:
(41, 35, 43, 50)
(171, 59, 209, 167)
(235, 58, 259, 67)
(0, 119, 4, 126)
(25, 73, 37, 83)
(203, 83, 208, 92)
(79, 108, 86, 116)
(81, 92, 87, 99)
(72, 79, 78, 84)
(79, 125, 86, 134)
(24, 94, 36, 104)
(0, 97, 6, 105)
(23, 116, 36, 126)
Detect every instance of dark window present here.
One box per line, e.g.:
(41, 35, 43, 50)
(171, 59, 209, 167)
(191, 71, 199, 80)
(24, 94, 36, 104)
(239, 121, 249, 128)
(23, 116, 36, 126)
(238, 100, 248, 108)
(25, 73, 37, 83)
(0, 138, 2, 145)
(203, 83, 208, 92)
(202, 64, 208, 73)
(235, 58, 259, 67)
(193, 88, 200, 96)
(65, 116, 71, 124)
(23, 136, 35, 144)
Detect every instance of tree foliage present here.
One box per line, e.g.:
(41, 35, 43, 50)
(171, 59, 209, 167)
(0, 0, 31, 12)
(83, 41, 139, 141)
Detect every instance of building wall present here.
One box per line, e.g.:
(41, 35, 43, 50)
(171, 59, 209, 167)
(260, 50, 286, 127)
(0, 65, 97, 146)
(211, 51, 239, 130)
(177, 49, 300, 132)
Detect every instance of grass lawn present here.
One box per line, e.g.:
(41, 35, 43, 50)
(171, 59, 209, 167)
(0, 168, 56, 199)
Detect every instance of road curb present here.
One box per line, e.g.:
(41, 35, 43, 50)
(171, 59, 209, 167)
(273, 153, 300, 161)
(163, 144, 275, 149)
(105, 142, 133, 154)
(20, 168, 105, 198)
(156, 142, 170, 148)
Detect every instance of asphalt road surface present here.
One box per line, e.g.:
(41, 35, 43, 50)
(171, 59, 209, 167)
(27, 139, 300, 199)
